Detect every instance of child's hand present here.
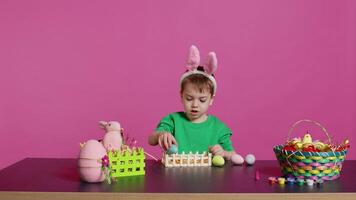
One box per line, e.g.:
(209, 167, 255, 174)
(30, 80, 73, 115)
(157, 132, 177, 150)
(209, 145, 225, 157)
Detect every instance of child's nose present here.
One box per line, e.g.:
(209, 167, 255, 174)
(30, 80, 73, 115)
(192, 100, 199, 107)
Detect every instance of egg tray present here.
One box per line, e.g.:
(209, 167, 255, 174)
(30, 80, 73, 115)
(108, 148, 145, 177)
(162, 151, 212, 167)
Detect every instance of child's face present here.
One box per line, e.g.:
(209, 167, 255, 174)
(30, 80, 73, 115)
(181, 82, 214, 123)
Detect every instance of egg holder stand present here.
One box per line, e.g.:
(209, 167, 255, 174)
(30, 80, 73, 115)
(107, 147, 145, 178)
(162, 151, 212, 167)
(273, 119, 348, 181)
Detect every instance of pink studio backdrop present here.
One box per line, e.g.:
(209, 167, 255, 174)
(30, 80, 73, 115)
(0, 0, 355, 169)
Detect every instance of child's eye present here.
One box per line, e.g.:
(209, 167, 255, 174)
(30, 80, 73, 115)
(186, 98, 193, 101)
(200, 98, 207, 103)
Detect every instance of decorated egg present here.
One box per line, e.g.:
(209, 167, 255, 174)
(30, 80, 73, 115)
(268, 177, 277, 184)
(287, 178, 296, 185)
(313, 141, 327, 151)
(231, 154, 244, 165)
(79, 140, 107, 159)
(316, 179, 324, 185)
(245, 154, 256, 165)
(78, 167, 106, 183)
(306, 179, 314, 186)
(212, 155, 225, 167)
(294, 142, 303, 150)
(282, 145, 296, 151)
(278, 177, 286, 185)
(297, 179, 305, 186)
(78, 140, 107, 183)
(167, 144, 178, 155)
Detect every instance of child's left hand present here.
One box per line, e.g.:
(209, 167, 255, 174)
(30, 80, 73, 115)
(209, 145, 225, 157)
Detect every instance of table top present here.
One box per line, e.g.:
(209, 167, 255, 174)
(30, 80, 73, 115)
(0, 158, 356, 193)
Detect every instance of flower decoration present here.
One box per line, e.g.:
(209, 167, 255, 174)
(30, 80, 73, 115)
(102, 155, 109, 167)
(101, 155, 112, 184)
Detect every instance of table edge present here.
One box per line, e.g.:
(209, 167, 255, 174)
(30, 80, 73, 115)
(1, 191, 356, 200)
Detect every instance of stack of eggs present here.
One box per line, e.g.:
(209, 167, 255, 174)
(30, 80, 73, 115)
(78, 140, 107, 182)
(282, 134, 350, 153)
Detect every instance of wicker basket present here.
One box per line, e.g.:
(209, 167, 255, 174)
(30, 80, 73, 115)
(273, 119, 348, 180)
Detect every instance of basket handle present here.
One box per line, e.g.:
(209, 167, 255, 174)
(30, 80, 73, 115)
(287, 119, 332, 144)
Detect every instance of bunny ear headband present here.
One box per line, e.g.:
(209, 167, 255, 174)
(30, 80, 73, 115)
(179, 45, 218, 95)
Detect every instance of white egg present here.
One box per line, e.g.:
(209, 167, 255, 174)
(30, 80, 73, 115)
(245, 154, 255, 165)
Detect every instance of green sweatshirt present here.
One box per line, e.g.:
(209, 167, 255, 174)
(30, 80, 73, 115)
(155, 112, 234, 153)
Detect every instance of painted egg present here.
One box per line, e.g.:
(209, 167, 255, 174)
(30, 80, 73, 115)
(297, 179, 305, 186)
(212, 155, 225, 167)
(78, 167, 105, 183)
(278, 177, 286, 185)
(79, 140, 107, 159)
(245, 154, 256, 165)
(306, 179, 314, 186)
(78, 140, 107, 183)
(268, 177, 277, 184)
(78, 157, 102, 168)
(231, 154, 244, 165)
(167, 144, 178, 155)
(287, 178, 296, 184)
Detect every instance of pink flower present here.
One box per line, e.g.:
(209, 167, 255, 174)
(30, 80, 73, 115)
(101, 155, 110, 167)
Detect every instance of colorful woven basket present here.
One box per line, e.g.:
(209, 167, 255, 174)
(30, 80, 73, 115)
(273, 119, 348, 180)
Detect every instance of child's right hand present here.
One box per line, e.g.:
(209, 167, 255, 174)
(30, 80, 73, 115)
(157, 132, 177, 150)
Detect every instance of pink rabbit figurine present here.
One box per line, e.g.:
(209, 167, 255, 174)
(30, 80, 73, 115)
(99, 121, 123, 151)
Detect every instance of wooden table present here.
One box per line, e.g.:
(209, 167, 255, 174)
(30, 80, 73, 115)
(0, 158, 356, 200)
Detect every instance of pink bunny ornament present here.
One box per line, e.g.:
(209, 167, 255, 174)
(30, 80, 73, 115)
(78, 139, 107, 182)
(99, 121, 123, 151)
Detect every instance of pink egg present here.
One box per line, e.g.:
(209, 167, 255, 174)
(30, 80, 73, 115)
(78, 140, 107, 183)
(79, 140, 107, 159)
(78, 167, 105, 183)
(231, 154, 244, 165)
(78, 158, 102, 168)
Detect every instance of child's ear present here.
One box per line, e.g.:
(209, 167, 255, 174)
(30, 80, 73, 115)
(209, 97, 214, 106)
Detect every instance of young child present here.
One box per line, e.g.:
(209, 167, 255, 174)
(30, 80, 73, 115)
(148, 45, 236, 160)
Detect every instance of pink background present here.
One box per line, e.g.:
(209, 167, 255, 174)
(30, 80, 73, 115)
(1, 0, 355, 169)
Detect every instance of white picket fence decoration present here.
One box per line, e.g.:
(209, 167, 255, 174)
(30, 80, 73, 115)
(162, 151, 212, 167)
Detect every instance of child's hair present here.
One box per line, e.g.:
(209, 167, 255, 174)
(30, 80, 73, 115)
(180, 67, 215, 96)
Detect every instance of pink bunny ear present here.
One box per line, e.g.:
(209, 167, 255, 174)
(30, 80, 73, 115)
(186, 45, 200, 70)
(205, 52, 218, 74)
